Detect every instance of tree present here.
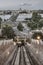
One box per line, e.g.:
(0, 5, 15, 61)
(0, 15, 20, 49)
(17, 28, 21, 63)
(39, 19, 43, 28)
(27, 21, 37, 30)
(17, 22, 24, 31)
(27, 22, 32, 29)
(32, 12, 41, 23)
(32, 32, 43, 40)
(27, 12, 42, 30)
(2, 25, 16, 39)
(0, 17, 2, 28)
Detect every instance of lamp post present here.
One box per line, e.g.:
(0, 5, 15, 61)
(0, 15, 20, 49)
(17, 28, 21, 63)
(37, 36, 40, 40)
(35, 36, 40, 54)
(37, 36, 40, 53)
(37, 36, 40, 44)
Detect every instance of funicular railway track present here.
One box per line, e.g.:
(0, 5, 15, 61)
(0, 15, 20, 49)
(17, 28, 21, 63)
(4, 45, 18, 65)
(10, 46, 18, 65)
(25, 44, 42, 65)
(4, 44, 42, 65)
(19, 46, 26, 65)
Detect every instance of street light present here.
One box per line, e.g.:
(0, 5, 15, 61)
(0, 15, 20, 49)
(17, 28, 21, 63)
(37, 36, 40, 40)
(37, 36, 40, 45)
(36, 36, 40, 53)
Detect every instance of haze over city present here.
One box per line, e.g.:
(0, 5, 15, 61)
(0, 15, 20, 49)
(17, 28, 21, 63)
(0, 0, 43, 10)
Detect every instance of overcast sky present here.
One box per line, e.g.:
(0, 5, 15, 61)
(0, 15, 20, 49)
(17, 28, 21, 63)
(0, 0, 43, 10)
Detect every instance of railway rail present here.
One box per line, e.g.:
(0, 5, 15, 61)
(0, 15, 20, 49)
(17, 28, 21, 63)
(3, 44, 42, 65)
